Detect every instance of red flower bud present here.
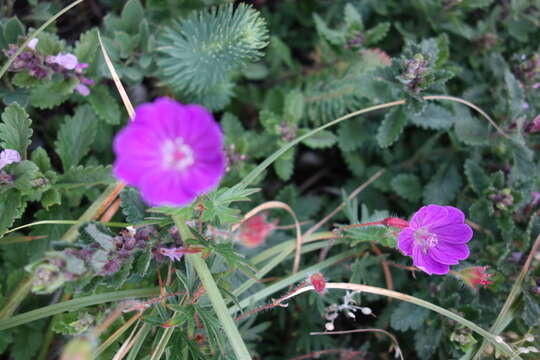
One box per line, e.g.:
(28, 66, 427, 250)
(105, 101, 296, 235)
(310, 273, 326, 295)
(459, 266, 493, 289)
(238, 214, 277, 248)
(382, 217, 410, 229)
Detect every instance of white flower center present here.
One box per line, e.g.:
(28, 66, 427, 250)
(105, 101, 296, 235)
(414, 227, 438, 253)
(161, 138, 194, 171)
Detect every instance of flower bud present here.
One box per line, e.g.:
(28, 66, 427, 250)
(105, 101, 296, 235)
(458, 266, 493, 290)
(60, 336, 94, 360)
(382, 217, 409, 229)
(309, 273, 326, 295)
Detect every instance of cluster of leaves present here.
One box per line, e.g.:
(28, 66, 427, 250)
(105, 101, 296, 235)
(0, 0, 539, 359)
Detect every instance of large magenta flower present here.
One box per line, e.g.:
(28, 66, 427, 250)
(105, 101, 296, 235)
(113, 97, 225, 206)
(398, 205, 473, 275)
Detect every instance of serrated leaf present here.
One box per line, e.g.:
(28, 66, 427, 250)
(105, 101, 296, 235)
(12, 160, 40, 194)
(0, 191, 24, 235)
(74, 28, 99, 63)
(35, 31, 63, 55)
(344, 3, 363, 30)
(364, 22, 390, 45)
(313, 13, 345, 45)
(342, 151, 366, 177)
(31, 147, 52, 173)
(12, 72, 45, 88)
(41, 188, 61, 209)
(120, 187, 146, 223)
(504, 69, 525, 117)
(274, 148, 294, 181)
(423, 164, 462, 204)
(301, 129, 336, 149)
(221, 113, 244, 139)
(464, 159, 489, 195)
(284, 89, 304, 122)
(259, 109, 280, 134)
(55, 165, 114, 189)
(415, 323, 442, 360)
(453, 105, 489, 146)
(376, 107, 406, 148)
(55, 105, 97, 170)
(337, 120, 366, 152)
(0, 103, 32, 159)
(390, 301, 429, 331)
(391, 174, 422, 202)
(29, 77, 78, 109)
(88, 85, 121, 125)
(409, 103, 453, 130)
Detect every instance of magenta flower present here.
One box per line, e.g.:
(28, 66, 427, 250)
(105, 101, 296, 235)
(398, 205, 473, 275)
(113, 97, 225, 206)
(47, 53, 78, 70)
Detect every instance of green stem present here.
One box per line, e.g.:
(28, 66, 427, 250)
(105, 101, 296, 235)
(0, 287, 158, 331)
(0, 276, 32, 319)
(150, 327, 175, 360)
(172, 215, 251, 360)
(2, 219, 128, 237)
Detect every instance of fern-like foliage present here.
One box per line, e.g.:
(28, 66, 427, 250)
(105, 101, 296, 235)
(157, 4, 269, 98)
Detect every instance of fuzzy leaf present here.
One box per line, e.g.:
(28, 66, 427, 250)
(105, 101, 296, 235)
(55, 105, 97, 170)
(120, 0, 145, 33)
(464, 159, 489, 195)
(0, 191, 24, 236)
(453, 105, 489, 146)
(35, 31, 63, 55)
(55, 165, 114, 189)
(3, 17, 25, 43)
(0, 103, 32, 159)
(391, 174, 422, 202)
(364, 22, 390, 45)
(423, 164, 462, 204)
(120, 187, 146, 223)
(284, 89, 304, 122)
(376, 107, 406, 148)
(88, 85, 121, 125)
(409, 103, 454, 130)
(74, 28, 99, 63)
(274, 148, 295, 181)
(301, 129, 336, 149)
(313, 13, 345, 45)
(390, 301, 429, 331)
(31, 147, 52, 173)
(344, 4, 363, 30)
(29, 77, 78, 109)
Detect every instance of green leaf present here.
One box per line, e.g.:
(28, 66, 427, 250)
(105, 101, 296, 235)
(259, 110, 280, 134)
(391, 174, 422, 202)
(414, 323, 442, 360)
(55, 105, 97, 170)
(30, 147, 52, 173)
(464, 159, 489, 195)
(35, 31, 63, 55)
(88, 85, 121, 125)
(0, 191, 24, 236)
(364, 22, 390, 45)
(453, 105, 489, 146)
(3, 17, 25, 44)
(55, 165, 114, 189)
(12, 160, 40, 195)
(41, 188, 61, 209)
(409, 103, 453, 130)
(157, 4, 268, 94)
(522, 293, 540, 327)
(390, 301, 429, 331)
(504, 69, 525, 117)
(313, 13, 345, 45)
(221, 113, 244, 139)
(74, 28, 99, 63)
(337, 120, 365, 152)
(301, 129, 336, 149)
(423, 164, 462, 205)
(120, 187, 146, 224)
(12, 72, 45, 88)
(29, 77, 78, 109)
(274, 148, 294, 181)
(344, 3, 363, 30)
(0, 103, 32, 159)
(120, 0, 145, 33)
(376, 107, 406, 148)
(284, 89, 304, 122)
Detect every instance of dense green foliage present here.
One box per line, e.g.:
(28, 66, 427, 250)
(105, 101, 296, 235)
(0, 0, 539, 359)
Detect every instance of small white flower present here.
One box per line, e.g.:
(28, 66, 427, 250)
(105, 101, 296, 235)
(0, 149, 21, 170)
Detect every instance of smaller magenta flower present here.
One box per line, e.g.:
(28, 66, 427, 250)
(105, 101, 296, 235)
(113, 97, 226, 206)
(398, 205, 473, 275)
(459, 266, 493, 290)
(48, 53, 78, 70)
(0, 149, 21, 170)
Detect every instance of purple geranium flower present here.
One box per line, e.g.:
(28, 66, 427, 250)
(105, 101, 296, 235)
(113, 97, 225, 206)
(398, 205, 473, 275)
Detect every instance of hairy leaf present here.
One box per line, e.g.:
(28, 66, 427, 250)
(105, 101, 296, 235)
(0, 103, 32, 159)
(376, 107, 406, 148)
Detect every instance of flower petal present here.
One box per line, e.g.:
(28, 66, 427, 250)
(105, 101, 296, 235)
(434, 224, 473, 244)
(138, 171, 197, 207)
(410, 205, 448, 228)
(430, 242, 470, 264)
(413, 247, 450, 275)
(397, 228, 415, 255)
